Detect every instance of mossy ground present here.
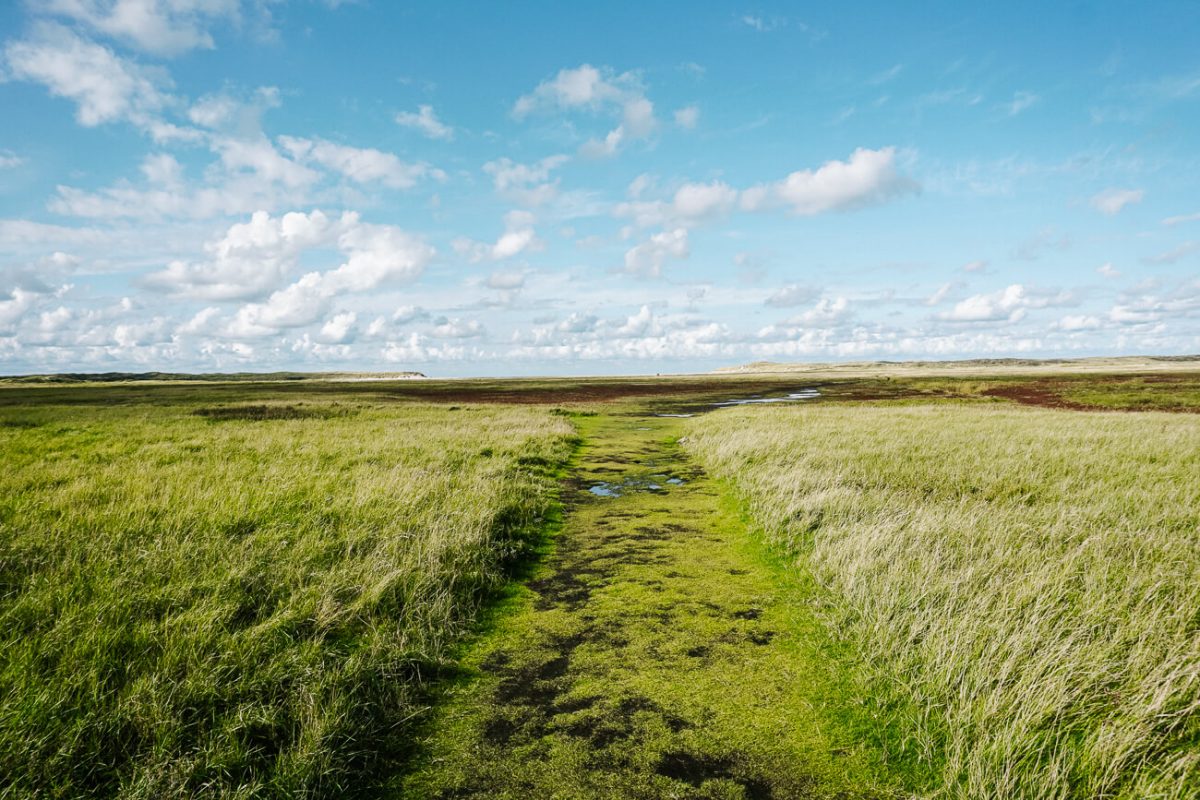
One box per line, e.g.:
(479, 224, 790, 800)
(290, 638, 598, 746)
(394, 410, 904, 799)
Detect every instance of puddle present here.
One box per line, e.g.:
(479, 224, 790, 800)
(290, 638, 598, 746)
(711, 389, 820, 407)
(587, 477, 672, 498)
(655, 413, 695, 418)
(666, 477, 685, 485)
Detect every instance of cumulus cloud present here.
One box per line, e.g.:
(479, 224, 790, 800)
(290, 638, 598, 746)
(453, 210, 539, 262)
(318, 311, 357, 343)
(674, 105, 699, 129)
(144, 209, 341, 300)
(36, 0, 242, 56)
(3, 22, 169, 128)
(429, 317, 484, 338)
(741, 147, 917, 215)
(226, 220, 433, 337)
(486, 270, 526, 290)
(514, 64, 657, 156)
(1097, 262, 1121, 278)
(623, 227, 689, 277)
(764, 284, 818, 308)
(483, 155, 569, 206)
(395, 104, 454, 140)
(939, 284, 1072, 323)
(278, 136, 442, 189)
(1091, 188, 1144, 216)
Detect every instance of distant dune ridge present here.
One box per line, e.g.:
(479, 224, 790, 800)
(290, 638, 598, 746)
(714, 354, 1200, 376)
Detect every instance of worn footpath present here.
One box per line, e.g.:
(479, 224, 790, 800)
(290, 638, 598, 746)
(395, 410, 897, 799)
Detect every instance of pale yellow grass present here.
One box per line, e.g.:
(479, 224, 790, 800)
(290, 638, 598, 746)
(686, 404, 1200, 799)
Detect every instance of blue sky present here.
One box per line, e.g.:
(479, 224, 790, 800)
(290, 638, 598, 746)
(1, 1, 1198, 376)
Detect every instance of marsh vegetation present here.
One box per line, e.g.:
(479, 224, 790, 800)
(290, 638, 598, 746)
(1, 366, 1197, 798)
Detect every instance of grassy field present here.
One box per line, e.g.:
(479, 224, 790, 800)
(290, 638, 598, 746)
(0, 395, 574, 797)
(686, 403, 1200, 798)
(2, 368, 1199, 798)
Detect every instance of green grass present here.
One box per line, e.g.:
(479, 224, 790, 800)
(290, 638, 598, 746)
(0, 398, 574, 798)
(685, 403, 1200, 799)
(395, 412, 908, 799)
(1057, 375, 1200, 410)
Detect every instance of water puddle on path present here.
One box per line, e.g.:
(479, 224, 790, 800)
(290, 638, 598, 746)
(588, 476, 671, 497)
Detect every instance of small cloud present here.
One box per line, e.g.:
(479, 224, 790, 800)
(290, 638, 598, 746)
(740, 15, 778, 32)
(674, 105, 699, 129)
(764, 284, 817, 308)
(1162, 211, 1200, 227)
(962, 259, 988, 273)
(0, 151, 24, 169)
(1013, 227, 1070, 261)
(1096, 262, 1121, 278)
(925, 282, 956, 306)
(1056, 314, 1101, 332)
(869, 64, 903, 85)
(1004, 90, 1039, 116)
(395, 104, 454, 140)
(486, 270, 526, 290)
(1090, 188, 1144, 216)
(1142, 241, 1199, 265)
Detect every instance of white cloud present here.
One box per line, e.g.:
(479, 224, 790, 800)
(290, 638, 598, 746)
(483, 155, 568, 206)
(144, 209, 340, 300)
(394, 104, 454, 140)
(1162, 211, 1200, 227)
(615, 180, 738, 229)
(793, 296, 851, 326)
(741, 147, 918, 215)
(143, 210, 432, 321)
(486, 269, 526, 290)
(740, 15, 782, 32)
(764, 284, 817, 308)
(36, 0, 242, 56)
(1056, 314, 1101, 331)
(623, 227, 689, 277)
(278, 136, 441, 189)
(453, 210, 539, 262)
(1090, 187, 1144, 216)
(1004, 91, 1039, 116)
(318, 311, 357, 343)
(674, 105, 699, 129)
(1142, 241, 1199, 265)
(3, 22, 169, 128)
(672, 181, 738, 220)
(1097, 262, 1121, 278)
(939, 284, 1071, 323)
(513, 64, 657, 156)
(139, 152, 183, 185)
(925, 282, 955, 306)
(429, 317, 484, 338)
(0, 151, 24, 169)
(962, 259, 988, 273)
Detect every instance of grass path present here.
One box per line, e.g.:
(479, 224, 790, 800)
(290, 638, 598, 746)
(395, 410, 899, 799)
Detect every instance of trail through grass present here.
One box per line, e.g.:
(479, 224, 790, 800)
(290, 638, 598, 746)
(396, 411, 903, 799)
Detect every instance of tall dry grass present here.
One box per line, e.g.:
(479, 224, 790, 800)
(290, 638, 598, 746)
(686, 403, 1200, 799)
(0, 400, 574, 798)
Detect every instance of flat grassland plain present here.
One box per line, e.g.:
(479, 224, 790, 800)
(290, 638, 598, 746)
(1, 361, 1198, 799)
